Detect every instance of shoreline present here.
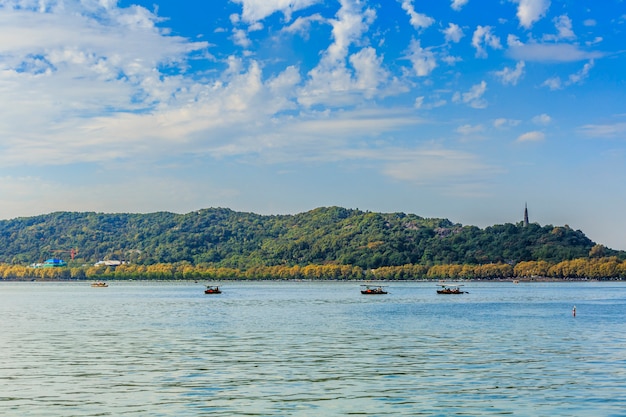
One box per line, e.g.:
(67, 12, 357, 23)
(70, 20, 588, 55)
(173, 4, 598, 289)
(1, 277, 622, 283)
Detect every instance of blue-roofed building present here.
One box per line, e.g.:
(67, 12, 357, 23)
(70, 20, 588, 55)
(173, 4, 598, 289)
(42, 258, 67, 267)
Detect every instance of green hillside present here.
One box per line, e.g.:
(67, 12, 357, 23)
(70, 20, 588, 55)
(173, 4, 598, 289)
(0, 206, 621, 269)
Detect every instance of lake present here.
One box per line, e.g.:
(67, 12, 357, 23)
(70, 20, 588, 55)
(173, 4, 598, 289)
(1, 280, 625, 416)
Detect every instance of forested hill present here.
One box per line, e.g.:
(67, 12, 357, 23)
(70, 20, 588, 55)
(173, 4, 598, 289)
(0, 206, 622, 268)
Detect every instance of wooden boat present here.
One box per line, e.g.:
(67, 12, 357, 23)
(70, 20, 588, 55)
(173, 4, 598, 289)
(436, 284, 466, 294)
(204, 285, 221, 294)
(360, 285, 387, 295)
(91, 281, 108, 287)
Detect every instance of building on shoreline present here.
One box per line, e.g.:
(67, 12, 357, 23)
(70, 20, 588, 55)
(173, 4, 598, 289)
(30, 258, 67, 268)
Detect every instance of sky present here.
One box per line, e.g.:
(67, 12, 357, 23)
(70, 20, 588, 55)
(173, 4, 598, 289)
(1, 1, 626, 250)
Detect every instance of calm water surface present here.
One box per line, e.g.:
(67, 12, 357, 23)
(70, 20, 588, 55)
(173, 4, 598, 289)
(1, 281, 625, 416)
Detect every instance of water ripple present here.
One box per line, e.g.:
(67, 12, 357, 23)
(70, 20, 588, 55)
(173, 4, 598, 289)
(1, 281, 625, 416)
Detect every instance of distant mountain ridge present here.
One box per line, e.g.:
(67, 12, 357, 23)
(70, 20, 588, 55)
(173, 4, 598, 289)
(0, 206, 622, 268)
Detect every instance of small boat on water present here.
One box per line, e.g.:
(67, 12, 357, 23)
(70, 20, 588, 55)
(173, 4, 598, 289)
(204, 285, 221, 294)
(91, 281, 108, 287)
(360, 285, 387, 295)
(436, 284, 466, 294)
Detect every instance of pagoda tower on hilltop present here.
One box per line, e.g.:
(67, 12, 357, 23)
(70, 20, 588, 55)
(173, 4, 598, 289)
(523, 203, 529, 227)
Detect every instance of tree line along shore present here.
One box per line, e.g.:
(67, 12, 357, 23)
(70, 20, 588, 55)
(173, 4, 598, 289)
(2, 257, 626, 281)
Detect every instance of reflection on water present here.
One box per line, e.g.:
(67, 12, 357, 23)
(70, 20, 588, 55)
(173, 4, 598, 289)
(1, 281, 625, 416)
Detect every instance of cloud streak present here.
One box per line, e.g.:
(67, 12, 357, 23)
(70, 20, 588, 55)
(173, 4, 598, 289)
(508, 43, 603, 62)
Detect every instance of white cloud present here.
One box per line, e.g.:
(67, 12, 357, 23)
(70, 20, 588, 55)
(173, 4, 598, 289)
(282, 14, 325, 37)
(456, 124, 484, 135)
(414, 95, 447, 109)
(516, 131, 545, 142)
(541, 60, 594, 90)
(326, 2, 376, 63)
(507, 34, 524, 47)
(0, 7, 206, 70)
(494, 118, 508, 128)
(453, 81, 488, 109)
(443, 23, 464, 43)
(232, 28, 252, 48)
(17, 58, 290, 164)
(586, 37, 603, 46)
(298, 1, 383, 107)
(578, 122, 626, 138)
(231, 0, 321, 24)
(349, 47, 390, 97)
(0, 0, 414, 173)
(441, 54, 462, 65)
(451, 0, 469, 11)
(508, 43, 603, 62)
(568, 60, 594, 84)
(554, 15, 575, 39)
(542, 76, 562, 90)
(532, 113, 552, 125)
(267, 65, 302, 103)
(405, 39, 437, 76)
(494, 118, 521, 128)
(543, 14, 575, 41)
(513, 0, 551, 29)
(472, 26, 501, 58)
(494, 61, 525, 85)
(0, 5, 213, 166)
(400, 0, 435, 30)
(248, 22, 264, 32)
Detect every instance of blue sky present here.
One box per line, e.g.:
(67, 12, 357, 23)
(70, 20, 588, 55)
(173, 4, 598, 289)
(1, 0, 626, 250)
